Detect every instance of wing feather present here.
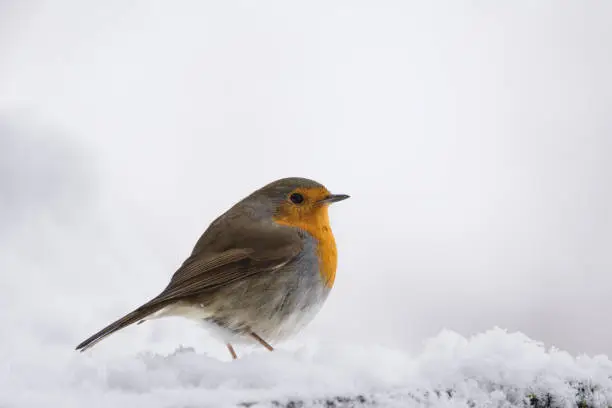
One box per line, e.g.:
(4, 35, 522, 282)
(75, 218, 304, 351)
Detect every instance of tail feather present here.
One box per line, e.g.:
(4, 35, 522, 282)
(75, 300, 169, 352)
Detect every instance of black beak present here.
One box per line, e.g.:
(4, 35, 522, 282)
(317, 194, 350, 205)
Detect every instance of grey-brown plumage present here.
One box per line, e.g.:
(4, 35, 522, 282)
(75, 177, 349, 355)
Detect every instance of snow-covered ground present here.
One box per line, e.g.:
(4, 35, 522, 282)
(3, 328, 612, 407)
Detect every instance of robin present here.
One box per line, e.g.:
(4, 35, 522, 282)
(75, 177, 349, 359)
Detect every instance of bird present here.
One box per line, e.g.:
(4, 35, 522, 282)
(75, 177, 349, 359)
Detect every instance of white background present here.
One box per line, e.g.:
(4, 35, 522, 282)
(1, 1, 611, 364)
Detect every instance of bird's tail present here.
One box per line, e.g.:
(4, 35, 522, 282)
(75, 299, 170, 352)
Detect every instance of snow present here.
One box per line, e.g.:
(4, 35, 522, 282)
(3, 328, 612, 407)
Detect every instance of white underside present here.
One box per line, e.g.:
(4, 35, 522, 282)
(148, 303, 215, 321)
(143, 304, 263, 345)
(143, 302, 321, 346)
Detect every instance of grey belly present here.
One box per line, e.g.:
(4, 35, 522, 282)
(203, 266, 329, 342)
(163, 238, 330, 344)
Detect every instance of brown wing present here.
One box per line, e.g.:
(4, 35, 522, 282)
(157, 213, 304, 300)
(153, 246, 295, 302)
(75, 221, 303, 352)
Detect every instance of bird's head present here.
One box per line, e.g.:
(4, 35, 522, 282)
(254, 177, 349, 231)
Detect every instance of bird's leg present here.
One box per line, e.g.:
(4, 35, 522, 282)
(226, 343, 238, 360)
(250, 332, 274, 351)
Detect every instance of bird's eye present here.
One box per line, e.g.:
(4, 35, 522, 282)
(289, 192, 304, 204)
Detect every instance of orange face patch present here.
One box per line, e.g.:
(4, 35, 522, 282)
(273, 187, 338, 288)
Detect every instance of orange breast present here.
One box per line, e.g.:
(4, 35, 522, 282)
(274, 207, 337, 288)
